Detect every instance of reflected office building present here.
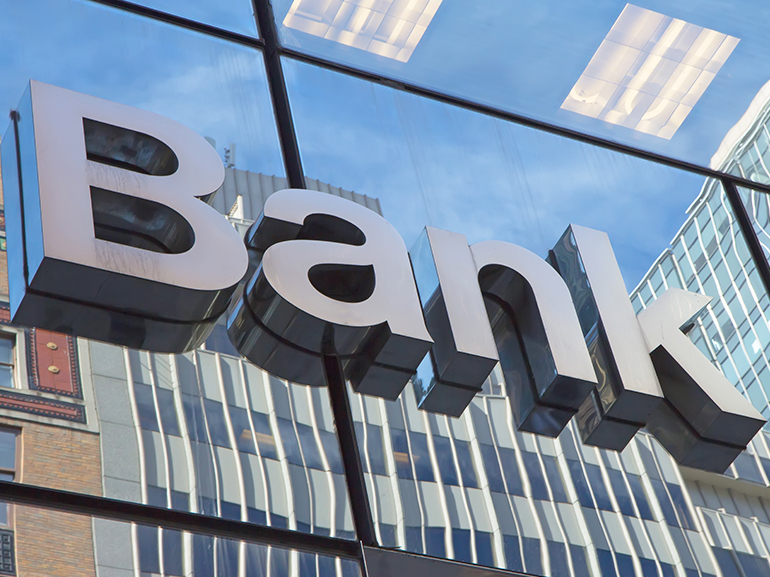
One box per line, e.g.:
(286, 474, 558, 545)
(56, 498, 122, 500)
(0, 169, 767, 577)
(6, 2, 770, 577)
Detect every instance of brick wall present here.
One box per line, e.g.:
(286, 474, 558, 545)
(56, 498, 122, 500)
(0, 417, 102, 577)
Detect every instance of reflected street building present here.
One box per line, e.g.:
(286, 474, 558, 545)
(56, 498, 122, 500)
(5, 1, 770, 577)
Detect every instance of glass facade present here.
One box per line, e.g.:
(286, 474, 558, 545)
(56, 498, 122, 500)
(2, 1, 770, 576)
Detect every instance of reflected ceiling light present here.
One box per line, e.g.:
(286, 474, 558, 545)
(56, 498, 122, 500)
(561, 4, 738, 139)
(282, 0, 443, 62)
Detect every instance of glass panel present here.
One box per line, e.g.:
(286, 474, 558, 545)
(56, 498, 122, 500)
(119, 0, 258, 36)
(0, 432, 15, 472)
(0, 0, 284, 186)
(0, 0, 357, 542)
(284, 57, 706, 289)
(0, 506, 361, 577)
(271, 0, 770, 168)
(284, 58, 749, 573)
(0, 340, 12, 366)
(0, 367, 13, 389)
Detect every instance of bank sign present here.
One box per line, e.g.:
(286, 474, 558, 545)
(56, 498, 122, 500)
(1, 82, 763, 473)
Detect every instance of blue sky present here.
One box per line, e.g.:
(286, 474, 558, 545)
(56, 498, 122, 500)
(1, 0, 765, 290)
(283, 58, 708, 289)
(274, 0, 770, 169)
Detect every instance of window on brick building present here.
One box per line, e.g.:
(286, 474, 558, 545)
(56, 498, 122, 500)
(0, 428, 18, 526)
(0, 337, 14, 389)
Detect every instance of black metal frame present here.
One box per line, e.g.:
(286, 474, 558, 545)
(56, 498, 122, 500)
(2, 0, 770, 573)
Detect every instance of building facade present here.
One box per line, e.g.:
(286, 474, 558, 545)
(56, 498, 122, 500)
(2, 1, 770, 577)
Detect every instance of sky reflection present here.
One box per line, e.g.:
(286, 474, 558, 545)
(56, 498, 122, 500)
(284, 58, 708, 290)
(274, 0, 770, 169)
(0, 0, 283, 179)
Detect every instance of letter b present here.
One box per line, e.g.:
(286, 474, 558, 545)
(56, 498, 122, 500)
(1, 81, 247, 351)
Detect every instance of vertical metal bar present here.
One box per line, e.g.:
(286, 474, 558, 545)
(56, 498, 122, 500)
(323, 355, 378, 547)
(252, 0, 377, 554)
(722, 178, 770, 296)
(252, 0, 306, 189)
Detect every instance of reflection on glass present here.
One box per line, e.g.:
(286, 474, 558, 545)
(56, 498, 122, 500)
(0, 340, 12, 389)
(124, 0, 258, 36)
(284, 57, 705, 288)
(0, 0, 284, 179)
(283, 0, 442, 62)
(7, 505, 362, 577)
(562, 4, 738, 140)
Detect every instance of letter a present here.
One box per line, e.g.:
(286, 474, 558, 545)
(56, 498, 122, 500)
(228, 189, 433, 395)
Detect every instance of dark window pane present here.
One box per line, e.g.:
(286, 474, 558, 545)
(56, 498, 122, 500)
(454, 440, 478, 488)
(410, 432, 435, 482)
(297, 423, 324, 470)
(0, 366, 12, 389)
(271, 548, 290, 577)
(585, 464, 613, 511)
(639, 558, 658, 577)
(252, 412, 278, 460)
(542, 456, 568, 503)
(607, 469, 635, 516)
(406, 526, 423, 553)
(277, 418, 303, 465)
(366, 424, 387, 476)
(246, 543, 268, 575)
(391, 429, 413, 480)
(183, 395, 208, 443)
(570, 545, 591, 577)
(318, 555, 336, 577)
(522, 537, 542, 576)
(299, 552, 317, 577)
(134, 382, 159, 431)
(504, 535, 523, 572)
(734, 453, 765, 484)
(220, 501, 241, 521)
(479, 444, 504, 492)
(498, 448, 524, 496)
(425, 527, 445, 558)
(596, 549, 617, 577)
(628, 474, 654, 520)
(476, 531, 494, 567)
(137, 524, 160, 573)
(615, 553, 635, 576)
(318, 430, 344, 475)
(156, 388, 181, 436)
(548, 541, 569, 577)
(452, 528, 472, 563)
(248, 507, 266, 525)
(737, 553, 770, 577)
(0, 432, 15, 473)
(163, 529, 184, 577)
(666, 482, 695, 530)
(171, 490, 189, 512)
(147, 484, 167, 507)
(0, 340, 13, 366)
(433, 435, 459, 486)
(522, 452, 549, 500)
(713, 549, 742, 577)
(379, 524, 397, 548)
(229, 406, 256, 454)
(660, 562, 677, 577)
(567, 460, 594, 508)
(651, 479, 679, 526)
(203, 399, 230, 448)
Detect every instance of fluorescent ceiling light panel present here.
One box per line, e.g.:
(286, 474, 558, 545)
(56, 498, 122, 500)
(282, 0, 443, 62)
(562, 4, 738, 139)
